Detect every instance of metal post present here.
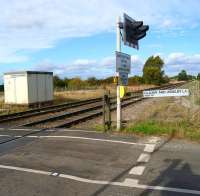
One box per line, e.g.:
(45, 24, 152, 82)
(103, 93, 106, 132)
(117, 16, 121, 52)
(103, 90, 111, 132)
(116, 16, 122, 131)
(106, 91, 111, 131)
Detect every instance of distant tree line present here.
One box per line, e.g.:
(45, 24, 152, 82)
(170, 70, 198, 81)
(53, 76, 114, 90)
(53, 55, 199, 90)
(0, 85, 3, 92)
(197, 73, 200, 80)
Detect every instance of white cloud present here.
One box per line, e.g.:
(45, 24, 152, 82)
(0, 52, 198, 82)
(34, 55, 144, 78)
(166, 53, 200, 65)
(0, 0, 200, 63)
(33, 52, 200, 79)
(162, 19, 173, 28)
(0, 50, 29, 64)
(164, 53, 200, 75)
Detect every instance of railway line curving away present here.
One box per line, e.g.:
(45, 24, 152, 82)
(0, 82, 185, 130)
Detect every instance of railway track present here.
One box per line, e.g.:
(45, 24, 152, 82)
(0, 97, 103, 121)
(0, 82, 185, 129)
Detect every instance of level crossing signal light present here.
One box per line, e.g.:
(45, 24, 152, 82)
(116, 13, 149, 131)
(122, 13, 149, 49)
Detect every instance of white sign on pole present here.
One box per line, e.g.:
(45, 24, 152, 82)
(119, 72, 128, 86)
(116, 51, 131, 74)
(143, 89, 190, 98)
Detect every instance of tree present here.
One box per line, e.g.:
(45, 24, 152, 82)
(53, 75, 65, 88)
(129, 76, 144, 85)
(63, 77, 69, 88)
(87, 77, 98, 86)
(163, 75, 170, 83)
(103, 76, 114, 84)
(0, 84, 4, 92)
(142, 56, 166, 85)
(197, 73, 200, 80)
(178, 70, 188, 81)
(68, 77, 83, 90)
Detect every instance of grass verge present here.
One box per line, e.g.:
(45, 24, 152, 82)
(126, 120, 200, 142)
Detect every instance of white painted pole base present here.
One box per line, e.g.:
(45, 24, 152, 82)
(116, 16, 122, 131)
(117, 85, 122, 131)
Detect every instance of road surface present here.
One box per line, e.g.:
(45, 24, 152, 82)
(0, 127, 200, 196)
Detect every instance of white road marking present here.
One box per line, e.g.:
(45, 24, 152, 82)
(129, 166, 146, 175)
(55, 129, 99, 133)
(51, 172, 59, 176)
(144, 144, 156, 153)
(124, 178, 139, 185)
(59, 173, 122, 186)
(0, 164, 200, 195)
(0, 134, 147, 146)
(10, 128, 38, 131)
(137, 153, 151, 163)
(147, 137, 160, 144)
(0, 164, 51, 175)
(0, 134, 11, 137)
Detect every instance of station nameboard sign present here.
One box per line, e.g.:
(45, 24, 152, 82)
(143, 89, 190, 98)
(116, 51, 131, 74)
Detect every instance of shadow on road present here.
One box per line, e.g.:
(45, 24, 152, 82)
(140, 159, 200, 196)
(90, 131, 177, 196)
(90, 131, 200, 196)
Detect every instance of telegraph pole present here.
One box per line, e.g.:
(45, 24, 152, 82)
(116, 16, 122, 131)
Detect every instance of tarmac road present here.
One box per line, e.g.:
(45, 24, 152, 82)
(0, 127, 200, 196)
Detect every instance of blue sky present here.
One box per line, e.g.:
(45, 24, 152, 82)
(0, 0, 200, 83)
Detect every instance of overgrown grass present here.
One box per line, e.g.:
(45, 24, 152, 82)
(54, 84, 157, 104)
(196, 98, 200, 106)
(126, 121, 174, 135)
(93, 125, 105, 132)
(184, 81, 200, 106)
(0, 95, 28, 115)
(124, 81, 200, 140)
(126, 120, 192, 136)
(126, 119, 200, 142)
(0, 102, 28, 115)
(84, 82, 200, 142)
(92, 120, 200, 142)
(54, 89, 106, 104)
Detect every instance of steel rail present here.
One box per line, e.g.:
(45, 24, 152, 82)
(53, 82, 186, 128)
(0, 97, 102, 121)
(19, 82, 185, 128)
(15, 96, 141, 127)
(0, 82, 185, 126)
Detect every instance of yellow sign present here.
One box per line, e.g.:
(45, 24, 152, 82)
(120, 86, 125, 98)
(113, 76, 118, 84)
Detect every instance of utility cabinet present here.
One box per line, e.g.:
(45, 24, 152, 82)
(4, 71, 53, 106)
